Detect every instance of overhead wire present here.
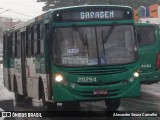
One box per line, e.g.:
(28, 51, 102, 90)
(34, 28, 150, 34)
(0, 1, 44, 21)
(0, 9, 10, 14)
(7, 10, 34, 18)
(0, 3, 42, 19)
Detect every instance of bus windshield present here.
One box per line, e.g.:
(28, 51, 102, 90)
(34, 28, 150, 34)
(136, 26, 155, 46)
(53, 25, 136, 66)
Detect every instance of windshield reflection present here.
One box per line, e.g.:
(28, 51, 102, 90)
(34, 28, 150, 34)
(53, 25, 136, 66)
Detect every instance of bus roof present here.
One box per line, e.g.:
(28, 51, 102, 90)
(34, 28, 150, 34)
(51, 5, 132, 11)
(6, 5, 133, 32)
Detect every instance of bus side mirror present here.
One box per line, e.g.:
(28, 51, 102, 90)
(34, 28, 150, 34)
(137, 33, 141, 44)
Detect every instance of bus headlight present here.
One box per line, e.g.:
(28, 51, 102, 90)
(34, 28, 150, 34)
(55, 74, 63, 82)
(129, 72, 139, 82)
(133, 72, 139, 78)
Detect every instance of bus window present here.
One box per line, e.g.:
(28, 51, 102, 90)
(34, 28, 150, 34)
(137, 27, 155, 46)
(35, 23, 44, 55)
(17, 31, 21, 58)
(12, 33, 15, 58)
(6, 34, 12, 58)
(34, 25, 37, 55)
(10, 34, 12, 58)
(28, 27, 31, 57)
(31, 26, 34, 56)
(3, 36, 5, 59)
(3, 36, 6, 59)
(40, 24, 44, 55)
(26, 27, 31, 57)
(26, 28, 28, 57)
(15, 32, 17, 57)
(37, 24, 41, 55)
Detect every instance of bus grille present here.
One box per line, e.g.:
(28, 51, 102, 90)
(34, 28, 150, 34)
(77, 81, 121, 86)
(66, 67, 129, 75)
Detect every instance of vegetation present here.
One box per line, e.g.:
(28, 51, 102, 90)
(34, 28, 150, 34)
(37, 0, 160, 11)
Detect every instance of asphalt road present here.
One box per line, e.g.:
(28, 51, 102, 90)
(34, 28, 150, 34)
(14, 83, 160, 120)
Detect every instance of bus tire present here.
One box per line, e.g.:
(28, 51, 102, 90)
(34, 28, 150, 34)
(14, 76, 23, 103)
(62, 101, 80, 111)
(39, 79, 56, 111)
(41, 88, 57, 111)
(14, 83, 19, 103)
(105, 98, 120, 111)
(41, 87, 49, 110)
(39, 80, 48, 110)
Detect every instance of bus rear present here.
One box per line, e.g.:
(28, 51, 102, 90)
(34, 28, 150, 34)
(135, 23, 160, 84)
(50, 5, 140, 110)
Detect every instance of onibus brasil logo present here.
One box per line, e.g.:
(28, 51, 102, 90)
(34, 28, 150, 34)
(0, 107, 5, 120)
(0, 107, 11, 120)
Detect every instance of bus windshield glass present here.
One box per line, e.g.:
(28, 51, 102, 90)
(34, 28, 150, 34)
(136, 26, 155, 46)
(53, 25, 136, 66)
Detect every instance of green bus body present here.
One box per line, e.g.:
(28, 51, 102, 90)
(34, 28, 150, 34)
(53, 64, 139, 102)
(135, 23, 160, 84)
(3, 5, 140, 109)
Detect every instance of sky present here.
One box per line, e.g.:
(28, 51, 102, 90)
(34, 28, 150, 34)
(0, 0, 45, 21)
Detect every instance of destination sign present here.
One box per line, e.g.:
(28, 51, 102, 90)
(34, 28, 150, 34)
(54, 7, 133, 22)
(80, 11, 115, 20)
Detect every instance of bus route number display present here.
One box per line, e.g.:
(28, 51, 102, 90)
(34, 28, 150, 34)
(54, 8, 132, 22)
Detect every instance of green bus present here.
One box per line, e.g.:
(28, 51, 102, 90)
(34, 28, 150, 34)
(3, 5, 140, 111)
(135, 23, 160, 84)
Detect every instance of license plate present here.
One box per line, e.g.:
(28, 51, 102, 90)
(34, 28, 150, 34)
(93, 90, 107, 95)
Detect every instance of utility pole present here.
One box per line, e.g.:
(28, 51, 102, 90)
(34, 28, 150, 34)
(10, 18, 12, 27)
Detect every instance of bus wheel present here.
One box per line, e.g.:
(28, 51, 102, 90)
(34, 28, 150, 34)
(105, 98, 120, 111)
(14, 86, 19, 103)
(41, 88, 50, 110)
(41, 88, 57, 111)
(14, 78, 23, 103)
(62, 101, 80, 111)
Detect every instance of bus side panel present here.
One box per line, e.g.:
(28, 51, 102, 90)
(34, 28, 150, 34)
(26, 57, 39, 99)
(9, 59, 15, 92)
(4, 68, 14, 92)
(14, 58, 23, 95)
(26, 57, 49, 100)
(3, 68, 9, 88)
(3, 35, 12, 91)
(34, 55, 50, 101)
(10, 68, 15, 92)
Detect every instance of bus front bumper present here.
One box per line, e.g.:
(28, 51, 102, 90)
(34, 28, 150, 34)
(52, 78, 140, 102)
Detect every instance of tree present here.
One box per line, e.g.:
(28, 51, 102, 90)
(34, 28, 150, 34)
(37, 0, 109, 11)
(37, 0, 160, 11)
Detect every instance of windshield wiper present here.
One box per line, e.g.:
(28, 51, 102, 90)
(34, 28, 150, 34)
(101, 23, 117, 55)
(72, 25, 89, 55)
(72, 25, 88, 45)
(102, 23, 116, 44)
